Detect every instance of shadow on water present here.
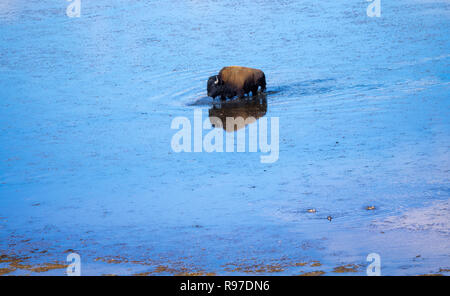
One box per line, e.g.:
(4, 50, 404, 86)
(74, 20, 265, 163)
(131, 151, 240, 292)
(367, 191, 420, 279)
(208, 93, 267, 132)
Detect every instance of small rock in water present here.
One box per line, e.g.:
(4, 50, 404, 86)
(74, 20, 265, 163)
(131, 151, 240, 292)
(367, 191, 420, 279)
(307, 209, 317, 213)
(366, 206, 376, 210)
(327, 216, 332, 221)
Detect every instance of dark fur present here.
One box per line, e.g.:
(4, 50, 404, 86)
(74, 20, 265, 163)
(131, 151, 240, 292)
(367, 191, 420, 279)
(207, 66, 266, 100)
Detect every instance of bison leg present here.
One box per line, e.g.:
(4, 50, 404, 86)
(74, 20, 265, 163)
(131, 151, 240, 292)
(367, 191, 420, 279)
(252, 86, 259, 96)
(237, 89, 245, 99)
(260, 82, 266, 92)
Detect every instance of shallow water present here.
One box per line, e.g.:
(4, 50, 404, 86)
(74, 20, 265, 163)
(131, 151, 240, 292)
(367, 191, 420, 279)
(0, 0, 449, 275)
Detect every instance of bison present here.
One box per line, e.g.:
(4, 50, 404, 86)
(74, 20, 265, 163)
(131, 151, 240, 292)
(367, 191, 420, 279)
(207, 66, 266, 100)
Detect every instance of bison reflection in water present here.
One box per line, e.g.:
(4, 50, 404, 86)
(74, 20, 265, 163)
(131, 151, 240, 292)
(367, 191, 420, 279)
(208, 93, 267, 132)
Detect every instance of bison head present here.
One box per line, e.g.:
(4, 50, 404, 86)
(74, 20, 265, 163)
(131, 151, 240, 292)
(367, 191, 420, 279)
(207, 75, 222, 98)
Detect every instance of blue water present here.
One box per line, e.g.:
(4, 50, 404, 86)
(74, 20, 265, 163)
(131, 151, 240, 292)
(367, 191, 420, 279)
(0, 0, 449, 275)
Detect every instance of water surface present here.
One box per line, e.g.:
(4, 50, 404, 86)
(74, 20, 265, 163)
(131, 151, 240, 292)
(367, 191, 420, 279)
(0, 0, 449, 275)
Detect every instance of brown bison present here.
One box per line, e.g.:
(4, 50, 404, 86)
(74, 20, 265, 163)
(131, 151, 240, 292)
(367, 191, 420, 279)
(207, 66, 266, 100)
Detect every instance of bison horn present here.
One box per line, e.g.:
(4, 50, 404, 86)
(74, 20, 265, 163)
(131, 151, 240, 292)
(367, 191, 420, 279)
(214, 76, 219, 84)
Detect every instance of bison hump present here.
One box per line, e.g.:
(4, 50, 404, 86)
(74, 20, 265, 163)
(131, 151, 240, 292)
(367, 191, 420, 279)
(219, 66, 263, 90)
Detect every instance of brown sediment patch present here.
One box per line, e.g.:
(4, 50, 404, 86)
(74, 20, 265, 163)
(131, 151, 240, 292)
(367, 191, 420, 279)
(153, 265, 178, 274)
(133, 272, 153, 276)
(417, 267, 449, 276)
(94, 256, 129, 264)
(94, 256, 154, 267)
(0, 254, 66, 274)
(294, 262, 308, 267)
(30, 249, 48, 254)
(9, 261, 33, 270)
(299, 271, 325, 276)
(175, 272, 216, 276)
(135, 270, 216, 276)
(94, 256, 212, 276)
(29, 262, 67, 273)
(1, 254, 32, 271)
(223, 258, 320, 274)
(310, 261, 322, 267)
(9, 260, 66, 273)
(0, 254, 30, 264)
(0, 255, 9, 263)
(223, 262, 285, 273)
(102, 274, 118, 276)
(332, 264, 359, 273)
(154, 265, 213, 276)
(0, 267, 16, 275)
